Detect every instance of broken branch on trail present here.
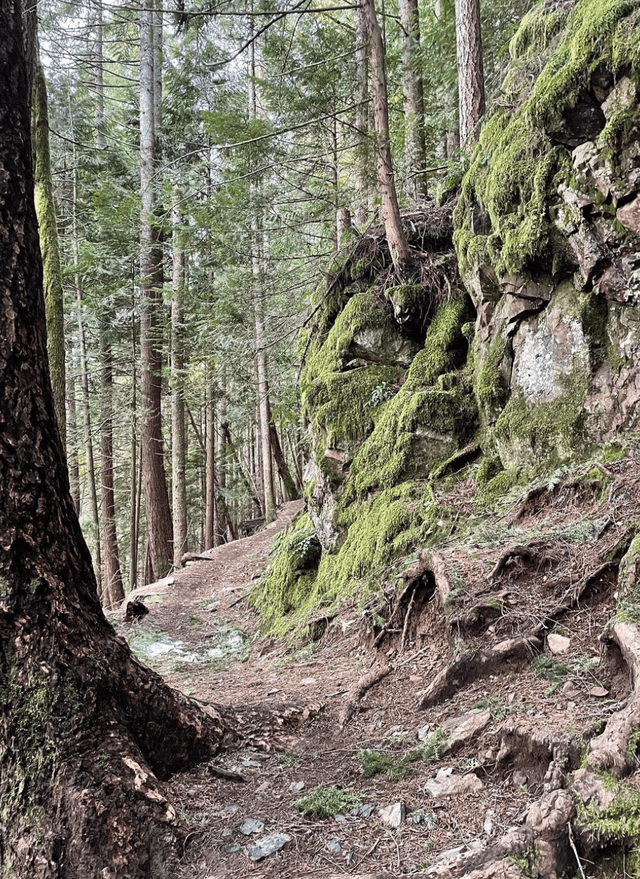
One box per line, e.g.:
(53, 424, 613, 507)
(339, 664, 392, 728)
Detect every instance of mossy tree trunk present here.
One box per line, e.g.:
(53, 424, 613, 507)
(32, 55, 66, 449)
(0, 5, 235, 875)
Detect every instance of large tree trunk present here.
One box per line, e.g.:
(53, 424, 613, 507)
(399, 0, 428, 199)
(140, 0, 173, 581)
(362, 0, 412, 272)
(0, 5, 234, 875)
(455, 0, 485, 145)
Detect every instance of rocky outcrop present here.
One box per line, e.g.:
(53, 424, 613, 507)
(456, 0, 640, 485)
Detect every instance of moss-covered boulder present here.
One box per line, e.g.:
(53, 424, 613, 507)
(457, 0, 640, 478)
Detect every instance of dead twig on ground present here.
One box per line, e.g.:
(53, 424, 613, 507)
(339, 664, 392, 728)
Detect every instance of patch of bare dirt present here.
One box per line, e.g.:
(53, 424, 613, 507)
(113, 454, 640, 879)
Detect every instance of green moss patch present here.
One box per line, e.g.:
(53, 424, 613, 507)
(250, 513, 321, 634)
(454, 0, 640, 278)
(344, 296, 477, 498)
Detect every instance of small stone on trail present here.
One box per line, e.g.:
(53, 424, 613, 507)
(424, 767, 484, 797)
(407, 810, 437, 828)
(327, 838, 342, 853)
(240, 818, 265, 835)
(589, 686, 609, 698)
(289, 781, 305, 793)
(334, 814, 347, 823)
(242, 759, 261, 768)
(417, 724, 432, 742)
(229, 843, 241, 853)
(300, 677, 317, 685)
(548, 633, 571, 654)
(246, 833, 291, 861)
(351, 803, 374, 818)
(378, 802, 405, 828)
(441, 708, 491, 749)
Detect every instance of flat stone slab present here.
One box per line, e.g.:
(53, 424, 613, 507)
(246, 832, 292, 861)
(239, 818, 264, 835)
(424, 767, 484, 798)
(441, 708, 491, 749)
(378, 802, 405, 828)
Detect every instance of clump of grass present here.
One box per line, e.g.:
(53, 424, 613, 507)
(294, 785, 361, 818)
(278, 751, 299, 769)
(357, 728, 451, 781)
(530, 654, 603, 696)
(358, 750, 415, 781)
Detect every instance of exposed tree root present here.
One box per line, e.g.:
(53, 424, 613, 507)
(418, 636, 541, 708)
(339, 664, 392, 728)
(586, 620, 640, 776)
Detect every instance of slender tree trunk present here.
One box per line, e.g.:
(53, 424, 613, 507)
(171, 188, 188, 566)
(362, 0, 412, 271)
(222, 424, 263, 514)
(455, 0, 485, 145)
(93, 0, 123, 607)
(354, 1, 371, 227)
(139, 0, 173, 581)
(266, 399, 299, 501)
(100, 338, 125, 608)
(254, 288, 276, 523)
(32, 56, 66, 448)
(130, 277, 139, 593)
(67, 355, 81, 515)
(72, 153, 102, 593)
(214, 372, 227, 547)
(399, 0, 428, 199)
(0, 7, 235, 874)
(204, 378, 216, 549)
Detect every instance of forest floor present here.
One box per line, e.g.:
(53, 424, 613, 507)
(113, 450, 640, 879)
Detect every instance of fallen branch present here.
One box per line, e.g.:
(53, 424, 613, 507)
(399, 586, 417, 653)
(339, 664, 391, 728)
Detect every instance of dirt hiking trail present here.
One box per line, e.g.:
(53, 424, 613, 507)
(112, 455, 640, 878)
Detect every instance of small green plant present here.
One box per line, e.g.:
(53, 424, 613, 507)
(474, 695, 509, 721)
(294, 785, 361, 818)
(509, 845, 541, 878)
(358, 749, 415, 781)
(278, 751, 299, 769)
(530, 654, 604, 695)
(416, 727, 451, 763)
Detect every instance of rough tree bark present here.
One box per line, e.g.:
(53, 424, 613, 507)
(0, 5, 234, 875)
(455, 0, 485, 145)
(362, 0, 412, 271)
